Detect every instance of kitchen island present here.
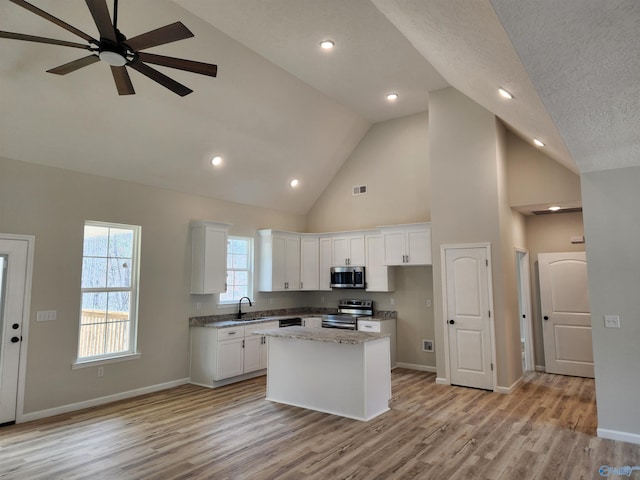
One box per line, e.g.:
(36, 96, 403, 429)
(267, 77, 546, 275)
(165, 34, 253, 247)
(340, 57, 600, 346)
(254, 326, 391, 421)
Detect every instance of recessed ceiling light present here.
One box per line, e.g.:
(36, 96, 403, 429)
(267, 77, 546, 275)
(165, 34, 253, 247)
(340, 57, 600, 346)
(533, 138, 545, 147)
(290, 179, 299, 188)
(386, 92, 399, 101)
(320, 40, 335, 50)
(211, 156, 222, 166)
(498, 87, 513, 99)
(548, 206, 561, 211)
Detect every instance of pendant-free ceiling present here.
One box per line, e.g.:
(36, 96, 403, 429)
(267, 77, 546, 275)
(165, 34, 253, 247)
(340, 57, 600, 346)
(0, 0, 218, 96)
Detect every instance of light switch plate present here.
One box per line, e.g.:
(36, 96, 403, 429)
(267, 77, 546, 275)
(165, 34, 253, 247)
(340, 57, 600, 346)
(36, 310, 57, 322)
(604, 315, 620, 328)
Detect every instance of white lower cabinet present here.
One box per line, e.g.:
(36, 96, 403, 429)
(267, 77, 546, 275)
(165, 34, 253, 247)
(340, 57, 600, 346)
(302, 316, 322, 328)
(190, 321, 279, 387)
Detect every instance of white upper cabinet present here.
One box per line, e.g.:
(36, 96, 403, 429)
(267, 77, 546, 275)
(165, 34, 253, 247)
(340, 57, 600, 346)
(318, 237, 332, 291)
(381, 223, 432, 266)
(300, 235, 319, 291)
(365, 234, 395, 292)
(190, 220, 231, 294)
(331, 233, 366, 266)
(258, 230, 301, 291)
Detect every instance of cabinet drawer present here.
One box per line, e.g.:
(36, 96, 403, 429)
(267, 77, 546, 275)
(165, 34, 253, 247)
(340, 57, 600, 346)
(245, 321, 279, 334)
(358, 320, 381, 333)
(217, 326, 244, 340)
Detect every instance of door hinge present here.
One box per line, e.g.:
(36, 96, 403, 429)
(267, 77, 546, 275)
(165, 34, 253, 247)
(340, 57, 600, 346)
(486, 259, 488, 267)
(488, 310, 491, 318)
(491, 363, 494, 371)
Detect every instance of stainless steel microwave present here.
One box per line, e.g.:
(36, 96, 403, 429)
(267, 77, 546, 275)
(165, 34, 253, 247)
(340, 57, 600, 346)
(330, 266, 365, 289)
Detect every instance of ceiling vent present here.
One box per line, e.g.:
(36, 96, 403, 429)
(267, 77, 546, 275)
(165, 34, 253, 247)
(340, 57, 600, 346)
(352, 185, 367, 196)
(532, 207, 582, 215)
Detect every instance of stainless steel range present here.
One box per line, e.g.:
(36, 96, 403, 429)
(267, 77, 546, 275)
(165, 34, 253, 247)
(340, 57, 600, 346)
(322, 299, 373, 330)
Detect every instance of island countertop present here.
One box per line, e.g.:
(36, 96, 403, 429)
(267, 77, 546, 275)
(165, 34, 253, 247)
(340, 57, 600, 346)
(253, 325, 389, 345)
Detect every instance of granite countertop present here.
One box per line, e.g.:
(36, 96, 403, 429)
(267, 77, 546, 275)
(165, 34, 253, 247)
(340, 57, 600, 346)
(252, 325, 390, 345)
(190, 308, 397, 328)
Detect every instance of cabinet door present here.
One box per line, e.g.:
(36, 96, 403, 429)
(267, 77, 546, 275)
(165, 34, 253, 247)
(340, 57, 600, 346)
(406, 228, 431, 265)
(214, 338, 244, 380)
(285, 236, 301, 290)
(300, 237, 319, 291)
(348, 235, 366, 266)
(319, 237, 332, 291)
(191, 225, 228, 294)
(365, 235, 394, 292)
(271, 235, 287, 291)
(243, 335, 263, 373)
(332, 237, 349, 266)
(383, 230, 406, 266)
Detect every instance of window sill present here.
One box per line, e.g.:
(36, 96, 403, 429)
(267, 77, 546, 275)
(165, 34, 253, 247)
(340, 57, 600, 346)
(72, 353, 141, 370)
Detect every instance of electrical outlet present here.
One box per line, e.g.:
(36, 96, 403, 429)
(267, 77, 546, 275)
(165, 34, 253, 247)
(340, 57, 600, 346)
(423, 340, 434, 352)
(390, 298, 395, 306)
(97, 366, 104, 378)
(604, 315, 620, 328)
(196, 302, 202, 311)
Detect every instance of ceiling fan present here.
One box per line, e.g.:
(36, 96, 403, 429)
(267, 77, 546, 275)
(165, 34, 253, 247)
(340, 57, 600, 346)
(0, 0, 218, 96)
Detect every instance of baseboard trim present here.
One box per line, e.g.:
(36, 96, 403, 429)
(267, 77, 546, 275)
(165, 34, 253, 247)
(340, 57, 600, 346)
(18, 377, 190, 423)
(535, 365, 546, 372)
(495, 376, 522, 394)
(396, 362, 437, 373)
(435, 377, 450, 385)
(597, 428, 640, 446)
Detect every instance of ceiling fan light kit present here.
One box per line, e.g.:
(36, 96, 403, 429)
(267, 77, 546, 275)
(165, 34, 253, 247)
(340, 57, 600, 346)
(0, 0, 218, 96)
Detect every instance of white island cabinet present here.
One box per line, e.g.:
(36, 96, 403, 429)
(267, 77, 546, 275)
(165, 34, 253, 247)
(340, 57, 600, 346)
(256, 326, 391, 421)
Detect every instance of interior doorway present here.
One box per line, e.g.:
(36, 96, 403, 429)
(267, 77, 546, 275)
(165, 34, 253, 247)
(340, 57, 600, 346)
(516, 249, 534, 372)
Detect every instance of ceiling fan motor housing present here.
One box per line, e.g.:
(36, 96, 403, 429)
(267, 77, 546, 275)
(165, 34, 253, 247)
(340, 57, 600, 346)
(98, 37, 131, 66)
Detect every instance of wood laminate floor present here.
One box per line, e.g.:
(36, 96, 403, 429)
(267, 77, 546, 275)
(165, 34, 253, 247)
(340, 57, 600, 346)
(1, 369, 639, 479)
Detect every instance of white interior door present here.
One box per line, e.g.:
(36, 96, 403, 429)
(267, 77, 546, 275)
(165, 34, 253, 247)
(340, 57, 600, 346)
(539, 252, 593, 378)
(0, 238, 29, 424)
(445, 246, 494, 390)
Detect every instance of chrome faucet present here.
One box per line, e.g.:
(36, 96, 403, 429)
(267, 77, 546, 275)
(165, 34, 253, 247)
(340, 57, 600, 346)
(237, 296, 252, 319)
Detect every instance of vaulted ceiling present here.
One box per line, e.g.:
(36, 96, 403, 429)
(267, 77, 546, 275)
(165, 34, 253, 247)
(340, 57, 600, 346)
(1, 1, 637, 214)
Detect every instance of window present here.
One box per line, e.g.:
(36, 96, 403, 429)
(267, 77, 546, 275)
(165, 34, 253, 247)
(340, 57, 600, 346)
(219, 236, 253, 304)
(77, 221, 140, 362)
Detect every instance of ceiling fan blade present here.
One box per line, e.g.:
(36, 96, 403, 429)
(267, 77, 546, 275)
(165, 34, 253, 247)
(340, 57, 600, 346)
(0, 31, 91, 49)
(124, 22, 193, 52)
(47, 55, 100, 75)
(8, 0, 96, 43)
(85, 0, 116, 42)
(129, 61, 192, 97)
(137, 52, 217, 77)
(111, 66, 135, 95)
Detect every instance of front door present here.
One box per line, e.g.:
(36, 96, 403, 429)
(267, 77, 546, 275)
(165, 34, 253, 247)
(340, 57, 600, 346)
(0, 238, 29, 424)
(445, 246, 494, 390)
(539, 252, 593, 378)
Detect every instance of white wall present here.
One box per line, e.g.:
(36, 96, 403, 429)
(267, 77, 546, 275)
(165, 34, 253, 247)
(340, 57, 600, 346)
(581, 167, 640, 440)
(429, 87, 520, 389)
(306, 112, 430, 231)
(0, 156, 306, 414)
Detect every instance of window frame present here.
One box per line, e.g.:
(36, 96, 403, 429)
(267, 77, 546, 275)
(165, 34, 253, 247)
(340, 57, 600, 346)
(74, 220, 141, 366)
(218, 235, 254, 306)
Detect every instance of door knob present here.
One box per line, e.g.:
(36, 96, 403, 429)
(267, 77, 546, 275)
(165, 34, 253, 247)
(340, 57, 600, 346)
(449, 319, 455, 325)
(543, 316, 549, 321)
(11, 336, 20, 343)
